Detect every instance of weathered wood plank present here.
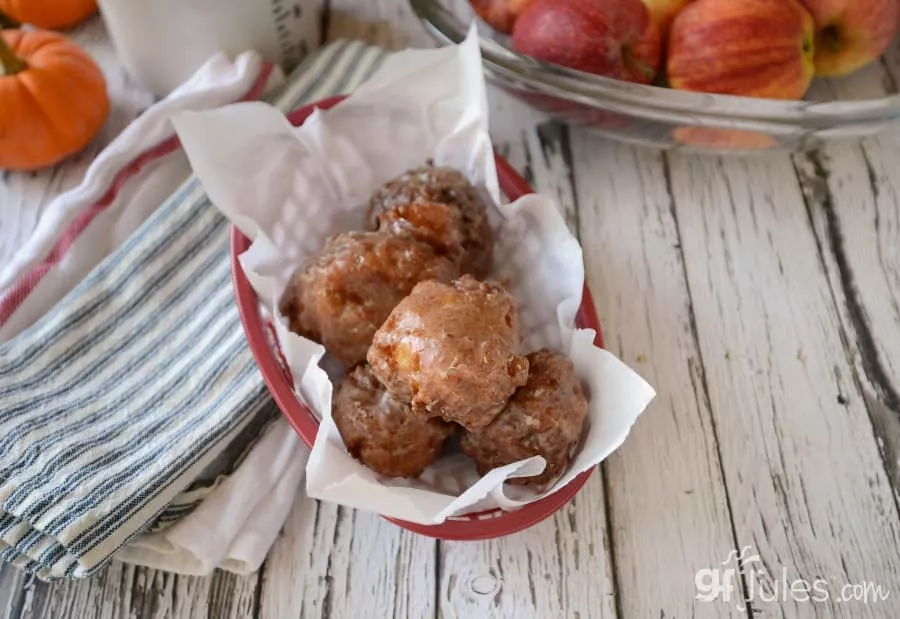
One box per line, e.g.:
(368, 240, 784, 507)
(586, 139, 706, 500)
(4, 6, 900, 619)
(568, 134, 741, 618)
(667, 151, 900, 617)
(259, 493, 436, 619)
(0, 565, 24, 619)
(794, 55, 900, 497)
(440, 486, 616, 619)
(257, 8, 438, 619)
(439, 91, 617, 619)
(794, 141, 900, 508)
(6, 563, 257, 619)
(207, 571, 261, 619)
(0, 564, 44, 619)
(486, 89, 579, 233)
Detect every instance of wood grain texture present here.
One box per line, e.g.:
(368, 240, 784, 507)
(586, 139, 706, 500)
(667, 151, 900, 617)
(570, 135, 742, 618)
(0, 564, 41, 619)
(488, 92, 579, 233)
(0, 561, 258, 619)
(439, 488, 616, 619)
(4, 3, 900, 619)
(439, 91, 616, 619)
(795, 59, 900, 497)
(260, 494, 435, 619)
(256, 8, 439, 619)
(794, 142, 900, 498)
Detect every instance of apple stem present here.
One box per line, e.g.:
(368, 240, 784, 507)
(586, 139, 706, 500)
(0, 10, 17, 29)
(622, 43, 656, 82)
(820, 25, 841, 53)
(632, 59, 656, 82)
(0, 34, 25, 76)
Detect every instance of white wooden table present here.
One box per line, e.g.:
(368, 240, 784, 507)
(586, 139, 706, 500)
(2, 3, 900, 618)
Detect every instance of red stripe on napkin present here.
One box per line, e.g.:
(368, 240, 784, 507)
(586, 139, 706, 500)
(0, 62, 275, 329)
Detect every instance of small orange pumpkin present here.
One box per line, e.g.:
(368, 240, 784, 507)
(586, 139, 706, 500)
(0, 0, 97, 30)
(0, 29, 109, 171)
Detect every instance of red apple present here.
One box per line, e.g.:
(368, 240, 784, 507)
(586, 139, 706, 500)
(511, 0, 662, 84)
(642, 0, 692, 39)
(469, 0, 537, 34)
(800, 0, 898, 76)
(667, 0, 815, 99)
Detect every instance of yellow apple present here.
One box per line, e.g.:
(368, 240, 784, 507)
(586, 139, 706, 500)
(801, 0, 899, 76)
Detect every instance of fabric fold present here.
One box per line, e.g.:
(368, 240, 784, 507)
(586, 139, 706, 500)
(0, 40, 390, 579)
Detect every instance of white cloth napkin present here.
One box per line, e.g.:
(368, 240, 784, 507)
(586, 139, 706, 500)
(117, 418, 308, 575)
(118, 41, 389, 576)
(0, 40, 391, 579)
(0, 52, 277, 340)
(0, 50, 305, 579)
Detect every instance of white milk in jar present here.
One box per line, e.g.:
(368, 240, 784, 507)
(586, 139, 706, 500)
(98, 0, 320, 97)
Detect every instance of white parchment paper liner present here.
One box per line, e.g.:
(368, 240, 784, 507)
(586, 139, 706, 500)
(173, 29, 657, 525)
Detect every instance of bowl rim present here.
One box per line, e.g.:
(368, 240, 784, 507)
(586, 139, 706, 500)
(230, 96, 602, 540)
(409, 0, 900, 128)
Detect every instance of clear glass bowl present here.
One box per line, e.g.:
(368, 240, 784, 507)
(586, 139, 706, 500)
(409, 0, 900, 154)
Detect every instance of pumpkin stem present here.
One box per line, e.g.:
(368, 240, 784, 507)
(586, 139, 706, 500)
(0, 10, 18, 29)
(0, 33, 26, 76)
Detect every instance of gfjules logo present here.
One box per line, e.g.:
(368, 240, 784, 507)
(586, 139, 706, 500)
(695, 546, 891, 611)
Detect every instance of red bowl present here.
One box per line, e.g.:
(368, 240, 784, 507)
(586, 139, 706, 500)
(229, 97, 605, 540)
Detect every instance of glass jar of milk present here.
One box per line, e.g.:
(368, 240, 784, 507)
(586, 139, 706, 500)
(98, 0, 320, 97)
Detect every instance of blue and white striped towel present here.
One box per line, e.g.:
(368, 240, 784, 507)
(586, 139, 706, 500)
(0, 39, 389, 579)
